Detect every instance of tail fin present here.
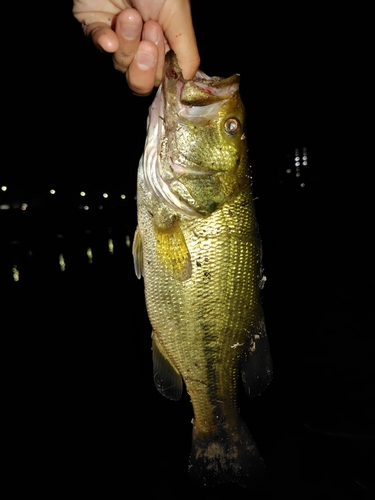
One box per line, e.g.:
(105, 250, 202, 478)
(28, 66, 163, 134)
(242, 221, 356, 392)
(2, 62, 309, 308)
(188, 419, 266, 488)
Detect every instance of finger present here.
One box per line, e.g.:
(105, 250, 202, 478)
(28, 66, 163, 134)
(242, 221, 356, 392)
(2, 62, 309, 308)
(87, 23, 119, 53)
(160, 2, 200, 79)
(142, 20, 166, 87)
(72, 4, 120, 52)
(113, 8, 143, 73)
(125, 40, 159, 96)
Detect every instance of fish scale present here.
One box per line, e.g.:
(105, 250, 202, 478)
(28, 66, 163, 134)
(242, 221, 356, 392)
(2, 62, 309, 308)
(133, 51, 272, 488)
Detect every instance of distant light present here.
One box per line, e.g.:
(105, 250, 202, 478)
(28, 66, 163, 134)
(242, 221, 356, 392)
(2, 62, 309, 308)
(286, 168, 292, 174)
(120, 194, 126, 200)
(303, 161, 308, 166)
(84, 205, 89, 210)
(98, 205, 103, 210)
(296, 172, 301, 177)
(80, 191, 86, 197)
(1, 186, 7, 192)
(125, 235, 131, 248)
(300, 183, 306, 188)
(295, 161, 300, 166)
(295, 156, 300, 161)
(21, 203, 28, 210)
(103, 193, 109, 199)
(50, 189, 56, 195)
(0, 204, 10, 210)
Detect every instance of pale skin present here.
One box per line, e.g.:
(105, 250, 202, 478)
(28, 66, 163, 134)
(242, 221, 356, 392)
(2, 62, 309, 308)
(72, 0, 200, 96)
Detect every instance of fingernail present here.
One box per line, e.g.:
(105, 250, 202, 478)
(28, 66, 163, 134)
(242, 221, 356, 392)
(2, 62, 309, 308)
(143, 26, 159, 44)
(121, 23, 141, 40)
(136, 51, 157, 70)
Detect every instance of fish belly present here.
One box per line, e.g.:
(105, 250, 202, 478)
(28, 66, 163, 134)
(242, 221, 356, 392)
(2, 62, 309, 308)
(137, 168, 269, 487)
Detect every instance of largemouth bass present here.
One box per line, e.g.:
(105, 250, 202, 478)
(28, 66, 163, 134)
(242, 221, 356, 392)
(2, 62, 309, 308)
(133, 51, 272, 488)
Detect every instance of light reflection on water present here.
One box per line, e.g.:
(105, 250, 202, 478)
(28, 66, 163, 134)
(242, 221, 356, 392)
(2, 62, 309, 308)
(108, 238, 114, 255)
(58, 254, 66, 272)
(4, 228, 134, 284)
(12, 265, 19, 282)
(1, 190, 136, 285)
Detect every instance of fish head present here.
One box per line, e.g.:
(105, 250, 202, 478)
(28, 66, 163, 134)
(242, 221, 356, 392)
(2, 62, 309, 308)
(142, 51, 250, 218)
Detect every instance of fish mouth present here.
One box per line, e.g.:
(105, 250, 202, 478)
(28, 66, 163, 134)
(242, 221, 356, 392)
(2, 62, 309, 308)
(164, 50, 240, 107)
(141, 52, 240, 218)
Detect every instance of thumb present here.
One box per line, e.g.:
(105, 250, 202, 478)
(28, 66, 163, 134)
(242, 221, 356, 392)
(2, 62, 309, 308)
(161, 4, 200, 80)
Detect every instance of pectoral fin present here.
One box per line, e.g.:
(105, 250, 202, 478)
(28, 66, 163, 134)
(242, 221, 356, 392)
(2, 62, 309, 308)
(241, 323, 273, 398)
(152, 332, 183, 401)
(155, 222, 192, 281)
(132, 226, 143, 279)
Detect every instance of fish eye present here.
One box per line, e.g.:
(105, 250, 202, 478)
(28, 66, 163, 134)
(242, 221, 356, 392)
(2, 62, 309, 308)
(224, 118, 241, 136)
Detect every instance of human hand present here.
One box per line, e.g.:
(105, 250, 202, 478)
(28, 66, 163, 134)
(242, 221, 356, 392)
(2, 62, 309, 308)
(72, 0, 200, 96)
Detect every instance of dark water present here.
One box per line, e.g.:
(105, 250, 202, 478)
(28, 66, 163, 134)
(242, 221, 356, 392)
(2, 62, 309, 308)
(2, 148, 373, 498)
(2, 3, 373, 498)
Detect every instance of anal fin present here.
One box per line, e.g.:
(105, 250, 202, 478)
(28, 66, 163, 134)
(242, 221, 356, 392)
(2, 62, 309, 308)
(152, 332, 183, 401)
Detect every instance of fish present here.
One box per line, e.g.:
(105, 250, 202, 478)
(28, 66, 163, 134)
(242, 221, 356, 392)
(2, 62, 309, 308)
(132, 51, 272, 488)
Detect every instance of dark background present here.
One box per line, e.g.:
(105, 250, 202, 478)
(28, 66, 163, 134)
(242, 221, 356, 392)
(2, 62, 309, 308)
(1, 2, 373, 498)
